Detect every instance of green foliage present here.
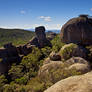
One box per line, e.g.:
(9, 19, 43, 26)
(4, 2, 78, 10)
(15, 77, 28, 85)
(41, 46, 52, 58)
(0, 28, 35, 47)
(8, 64, 24, 80)
(27, 77, 46, 92)
(51, 35, 65, 52)
(21, 47, 42, 77)
(0, 75, 7, 91)
(59, 43, 78, 61)
(0, 58, 3, 62)
(86, 46, 92, 66)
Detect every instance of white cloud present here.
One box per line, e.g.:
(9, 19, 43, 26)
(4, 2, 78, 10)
(0, 24, 62, 30)
(90, 8, 92, 11)
(20, 10, 26, 14)
(39, 16, 52, 22)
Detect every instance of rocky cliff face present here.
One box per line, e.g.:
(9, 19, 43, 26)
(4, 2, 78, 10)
(29, 26, 51, 48)
(60, 15, 92, 45)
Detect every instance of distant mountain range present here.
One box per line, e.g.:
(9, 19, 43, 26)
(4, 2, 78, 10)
(26, 29, 60, 33)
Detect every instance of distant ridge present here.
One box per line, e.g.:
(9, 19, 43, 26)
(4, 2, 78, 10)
(0, 28, 35, 47)
(26, 29, 60, 33)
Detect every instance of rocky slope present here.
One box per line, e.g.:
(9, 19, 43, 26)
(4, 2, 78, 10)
(44, 71, 92, 92)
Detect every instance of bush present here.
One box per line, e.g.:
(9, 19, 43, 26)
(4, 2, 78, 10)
(8, 64, 24, 81)
(51, 35, 65, 52)
(27, 77, 47, 92)
(0, 75, 7, 91)
(59, 43, 80, 61)
(41, 46, 52, 58)
(21, 47, 42, 77)
(15, 76, 28, 85)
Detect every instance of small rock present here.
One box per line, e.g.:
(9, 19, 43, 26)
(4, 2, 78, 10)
(49, 51, 61, 61)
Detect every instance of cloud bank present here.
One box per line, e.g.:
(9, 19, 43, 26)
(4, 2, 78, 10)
(39, 16, 52, 22)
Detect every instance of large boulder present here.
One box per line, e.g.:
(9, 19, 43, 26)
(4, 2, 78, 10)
(65, 57, 89, 65)
(38, 61, 63, 76)
(68, 63, 90, 74)
(38, 61, 64, 83)
(60, 15, 92, 45)
(44, 71, 92, 92)
(59, 43, 87, 60)
(66, 57, 91, 74)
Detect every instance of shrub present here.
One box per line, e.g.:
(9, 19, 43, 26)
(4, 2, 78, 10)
(41, 46, 52, 58)
(21, 47, 42, 77)
(59, 43, 79, 61)
(15, 76, 28, 85)
(0, 75, 7, 91)
(51, 35, 65, 52)
(8, 64, 24, 81)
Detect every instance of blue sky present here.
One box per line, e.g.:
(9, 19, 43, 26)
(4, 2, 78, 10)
(0, 0, 92, 29)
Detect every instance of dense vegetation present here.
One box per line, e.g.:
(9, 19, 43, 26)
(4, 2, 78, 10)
(0, 28, 35, 47)
(0, 34, 83, 92)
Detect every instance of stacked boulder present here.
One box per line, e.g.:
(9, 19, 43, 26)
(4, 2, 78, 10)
(29, 26, 51, 48)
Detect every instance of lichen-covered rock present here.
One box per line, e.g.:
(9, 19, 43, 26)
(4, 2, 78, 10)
(60, 15, 92, 45)
(44, 71, 92, 92)
(59, 43, 86, 60)
(38, 61, 64, 77)
(49, 51, 61, 61)
(65, 57, 89, 65)
(66, 57, 90, 74)
(68, 63, 90, 74)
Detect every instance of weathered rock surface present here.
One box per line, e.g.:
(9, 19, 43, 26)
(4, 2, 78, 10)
(59, 43, 87, 60)
(65, 57, 89, 65)
(69, 63, 90, 74)
(44, 71, 92, 92)
(60, 15, 92, 45)
(38, 61, 63, 77)
(66, 57, 91, 74)
(35, 26, 51, 48)
(26, 26, 52, 48)
(0, 43, 19, 61)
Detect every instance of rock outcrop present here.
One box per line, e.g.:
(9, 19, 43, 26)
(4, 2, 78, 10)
(66, 57, 91, 73)
(44, 71, 92, 92)
(49, 51, 61, 61)
(29, 26, 51, 48)
(0, 43, 19, 62)
(65, 57, 88, 65)
(38, 61, 64, 78)
(60, 15, 92, 45)
(69, 63, 90, 74)
(59, 43, 87, 60)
